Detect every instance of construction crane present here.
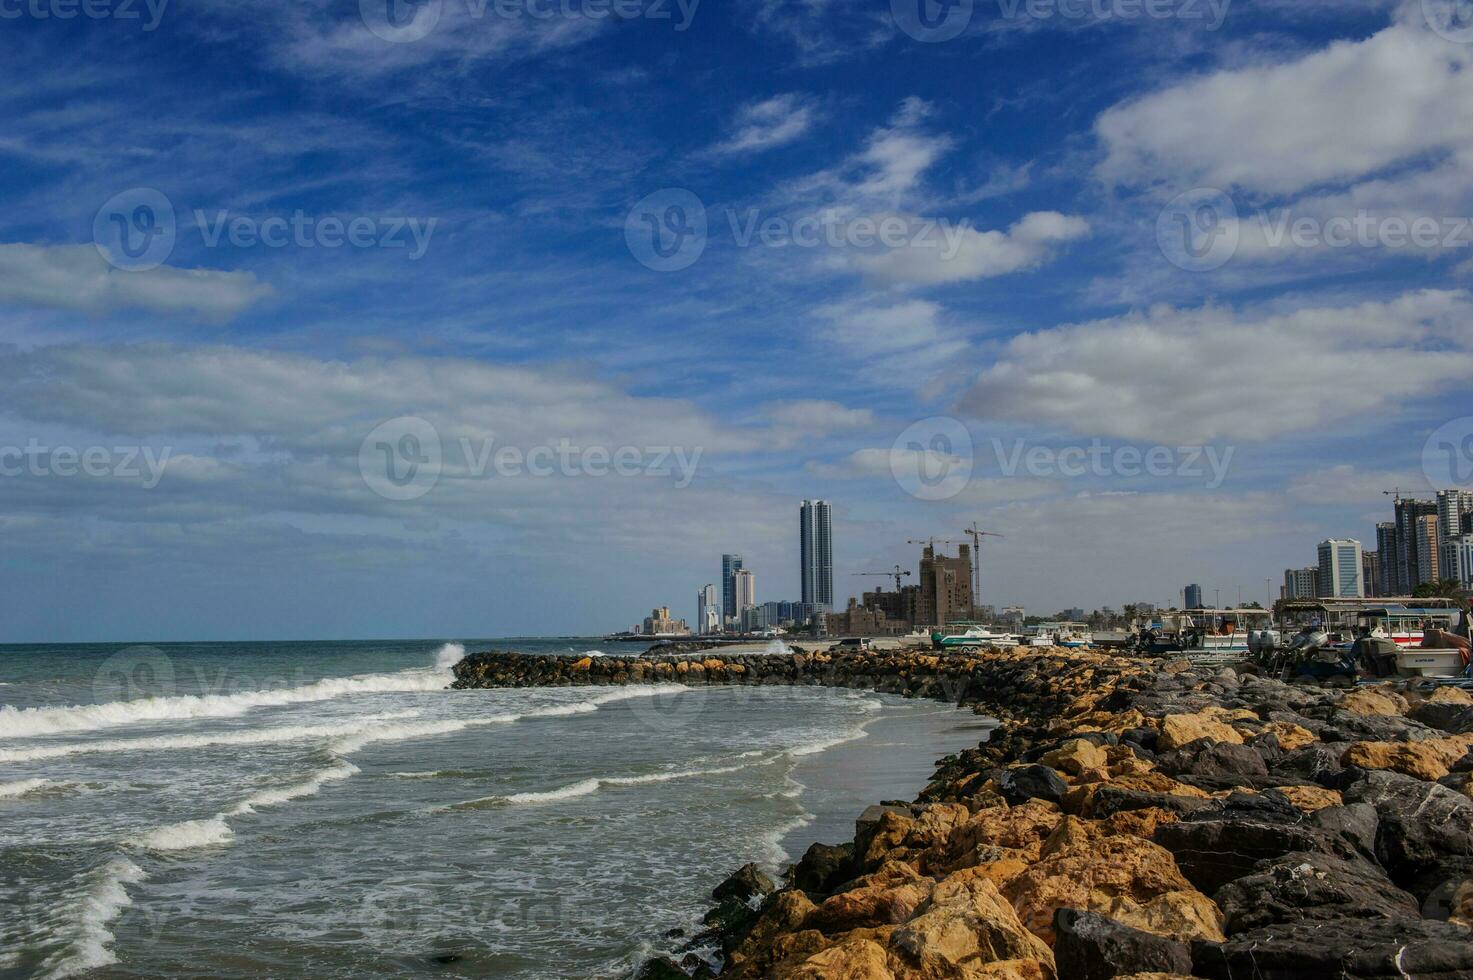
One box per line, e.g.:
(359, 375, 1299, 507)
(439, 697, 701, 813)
(1383, 488, 1408, 503)
(908, 538, 961, 552)
(853, 566, 911, 592)
(961, 522, 1004, 609)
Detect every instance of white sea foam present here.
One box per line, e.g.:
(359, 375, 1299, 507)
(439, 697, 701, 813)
(0, 643, 465, 739)
(444, 756, 773, 810)
(0, 777, 52, 798)
(33, 856, 148, 980)
(129, 816, 234, 851)
(228, 762, 360, 814)
(0, 711, 424, 764)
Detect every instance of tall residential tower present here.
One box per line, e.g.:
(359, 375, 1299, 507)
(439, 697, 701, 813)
(721, 554, 743, 623)
(800, 500, 834, 610)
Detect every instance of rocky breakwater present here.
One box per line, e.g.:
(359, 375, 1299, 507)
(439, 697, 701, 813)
(451, 648, 1473, 979)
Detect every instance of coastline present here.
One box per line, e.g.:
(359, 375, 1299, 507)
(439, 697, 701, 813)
(454, 646, 1473, 979)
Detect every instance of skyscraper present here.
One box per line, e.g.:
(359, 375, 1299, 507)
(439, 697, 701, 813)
(734, 568, 756, 613)
(917, 544, 973, 627)
(698, 584, 720, 635)
(1418, 514, 1441, 585)
(1395, 498, 1436, 591)
(1283, 567, 1319, 600)
(800, 500, 833, 609)
(1317, 539, 1364, 599)
(1184, 583, 1203, 609)
(1376, 522, 1399, 596)
(721, 554, 743, 622)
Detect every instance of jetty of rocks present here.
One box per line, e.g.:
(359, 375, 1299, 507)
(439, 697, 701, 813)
(451, 647, 1473, 979)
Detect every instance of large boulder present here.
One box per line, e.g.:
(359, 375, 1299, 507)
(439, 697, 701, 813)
(890, 867, 1055, 977)
(1191, 917, 1473, 979)
(1338, 688, 1409, 717)
(1156, 742, 1268, 780)
(806, 861, 934, 934)
(1152, 794, 1351, 894)
(1213, 851, 1419, 932)
(1342, 770, 1473, 886)
(790, 842, 856, 896)
(1052, 908, 1193, 980)
(776, 937, 893, 980)
(996, 766, 1069, 807)
(714, 863, 777, 905)
(1158, 713, 1245, 751)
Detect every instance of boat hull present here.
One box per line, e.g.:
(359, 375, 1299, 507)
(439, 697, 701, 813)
(1396, 649, 1468, 679)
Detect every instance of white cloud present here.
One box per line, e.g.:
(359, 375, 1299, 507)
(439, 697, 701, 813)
(707, 94, 816, 157)
(1096, 11, 1473, 199)
(761, 399, 876, 434)
(958, 290, 1473, 443)
(856, 211, 1089, 286)
(0, 243, 272, 319)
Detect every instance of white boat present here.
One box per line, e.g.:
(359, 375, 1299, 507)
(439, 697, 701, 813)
(932, 625, 1019, 649)
(1396, 648, 1468, 678)
(1054, 628, 1093, 649)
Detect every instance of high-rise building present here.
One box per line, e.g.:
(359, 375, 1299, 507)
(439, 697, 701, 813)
(1184, 584, 1203, 609)
(698, 584, 720, 635)
(1362, 551, 1379, 598)
(1376, 522, 1399, 596)
(721, 554, 743, 622)
(1395, 498, 1436, 591)
(799, 500, 834, 609)
(1283, 567, 1319, 600)
(1452, 534, 1473, 589)
(917, 544, 974, 627)
(1437, 489, 1473, 541)
(1317, 539, 1364, 599)
(642, 607, 690, 636)
(1418, 514, 1440, 586)
(733, 568, 756, 614)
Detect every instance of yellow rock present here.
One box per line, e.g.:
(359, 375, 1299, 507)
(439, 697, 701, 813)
(1260, 721, 1316, 751)
(1339, 687, 1409, 717)
(781, 938, 894, 980)
(1342, 734, 1473, 781)
(1429, 686, 1473, 705)
(889, 868, 1054, 979)
(808, 862, 935, 934)
(1002, 835, 1219, 944)
(1158, 713, 1245, 751)
(1273, 785, 1343, 812)
(570, 657, 593, 670)
(1040, 739, 1109, 777)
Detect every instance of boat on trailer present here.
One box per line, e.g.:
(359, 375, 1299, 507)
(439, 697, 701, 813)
(931, 623, 1019, 650)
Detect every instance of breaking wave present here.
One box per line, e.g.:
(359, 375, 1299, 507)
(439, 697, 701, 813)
(32, 857, 148, 979)
(0, 644, 465, 740)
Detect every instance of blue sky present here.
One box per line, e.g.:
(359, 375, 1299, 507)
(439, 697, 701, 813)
(2, 0, 1471, 640)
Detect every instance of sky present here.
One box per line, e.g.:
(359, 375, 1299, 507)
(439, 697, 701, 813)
(2, 0, 1472, 641)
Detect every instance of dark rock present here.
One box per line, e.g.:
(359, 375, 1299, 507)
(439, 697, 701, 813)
(1192, 917, 1473, 979)
(1053, 908, 1192, 980)
(1120, 727, 1159, 753)
(1409, 701, 1472, 733)
(789, 842, 855, 896)
(712, 863, 775, 905)
(1157, 741, 1268, 779)
(995, 764, 1068, 806)
(1090, 787, 1211, 818)
(1154, 796, 1349, 894)
(1343, 770, 1473, 887)
(634, 956, 688, 980)
(1307, 802, 1380, 859)
(1320, 710, 1435, 744)
(1271, 742, 1346, 786)
(1407, 856, 1473, 915)
(1213, 850, 1419, 932)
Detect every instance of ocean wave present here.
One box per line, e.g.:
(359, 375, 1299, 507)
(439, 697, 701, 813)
(31, 856, 147, 980)
(129, 817, 234, 852)
(0, 711, 424, 764)
(0, 777, 53, 798)
(440, 756, 773, 811)
(228, 762, 360, 815)
(0, 643, 464, 740)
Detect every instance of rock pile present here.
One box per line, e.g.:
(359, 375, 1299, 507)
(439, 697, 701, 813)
(451, 647, 1473, 978)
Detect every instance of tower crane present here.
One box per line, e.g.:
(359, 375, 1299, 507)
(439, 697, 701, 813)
(961, 522, 1003, 608)
(853, 566, 912, 591)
